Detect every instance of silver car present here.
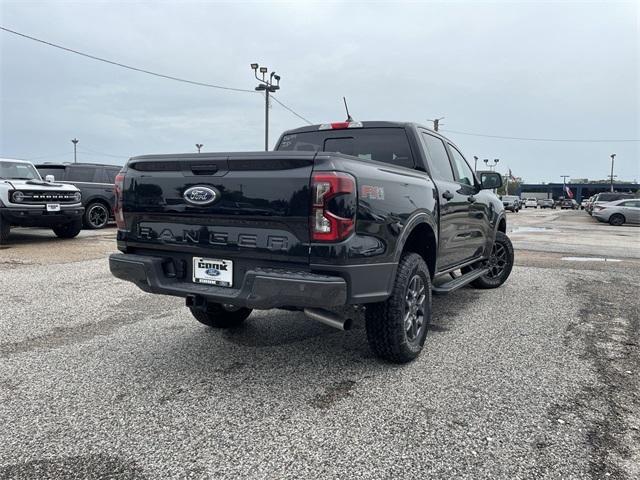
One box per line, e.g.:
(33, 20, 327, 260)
(592, 199, 640, 226)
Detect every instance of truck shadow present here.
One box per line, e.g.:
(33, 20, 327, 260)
(134, 287, 481, 379)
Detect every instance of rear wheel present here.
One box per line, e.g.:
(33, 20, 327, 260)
(464, 231, 514, 289)
(365, 252, 432, 364)
(0, 216, 10, 244)
(52, 218, 83, 239)
(84, 202, 109, 229)
(190, 303, 252, 328)
(609, 214, 625, 226)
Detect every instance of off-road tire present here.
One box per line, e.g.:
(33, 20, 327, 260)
(52, 218, 83, 239)
(0, 216, 10, 244)
(365, 252, 432, 364)
(466, 231, 514, 289)
(84, 201, 110, 229)
(609, 214, 625, 226)
(190, 303, 252, 328)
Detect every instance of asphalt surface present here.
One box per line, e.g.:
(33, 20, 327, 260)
(0, 210, 638, 479)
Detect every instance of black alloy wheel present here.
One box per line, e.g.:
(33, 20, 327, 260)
(85, 202, 109, 229)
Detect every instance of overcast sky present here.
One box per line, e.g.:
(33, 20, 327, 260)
(1, 0, 638, 183)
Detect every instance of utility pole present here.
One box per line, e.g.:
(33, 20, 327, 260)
(251, 63, 280, 151)
(71, 138, 79, 163)
(428, 117, 444, 132)
(196, 143, 203, 153)
(473, 156, 478, 172)
(609, 154, 616, 192)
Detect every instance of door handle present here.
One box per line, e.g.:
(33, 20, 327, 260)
(442, 191, 454, 201)
(467, 195, 476, 203)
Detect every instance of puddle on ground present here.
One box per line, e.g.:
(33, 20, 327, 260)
(511, 226, 558, 233)
(561, 257, 622, 263)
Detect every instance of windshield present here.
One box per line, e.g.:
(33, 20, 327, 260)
(0, 161, 42, 180)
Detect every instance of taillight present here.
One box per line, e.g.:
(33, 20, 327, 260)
(114, 172, 125, 229)
(310, 171, 356, 242)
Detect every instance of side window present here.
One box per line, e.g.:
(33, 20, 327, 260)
(66, 166, 97, 182)
(104, 168, 119, 184)
(421, 133, 454, 182)
(448, 145, 475, 186)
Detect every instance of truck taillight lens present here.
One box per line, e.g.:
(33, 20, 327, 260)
(114, 172, 125, 229)
(310, 172, 356, 242)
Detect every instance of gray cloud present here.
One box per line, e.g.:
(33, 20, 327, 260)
(1, 0, 638, 182)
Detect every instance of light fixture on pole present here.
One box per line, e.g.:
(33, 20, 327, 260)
(71, 138, 79, 164)
(196, 143, 203, 153)
(473, 156, 478, 172)
(483, 158, 499, 171)
(251, 62, 280, 151)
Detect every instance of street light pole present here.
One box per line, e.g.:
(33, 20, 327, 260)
(251, 63, 280, 151)
(610, 154, 616, 192)
(196, 143, 203, 153)
(473, 156, 478, 172)
(71, 138, 78, 163)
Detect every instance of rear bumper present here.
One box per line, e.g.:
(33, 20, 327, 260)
(0, 206, 84, 226)
(109, 253, 348, 309)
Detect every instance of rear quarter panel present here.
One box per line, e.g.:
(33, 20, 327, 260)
(310, 153, 438, 266)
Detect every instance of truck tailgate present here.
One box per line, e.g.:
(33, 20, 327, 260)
(121, 152, 315, 264)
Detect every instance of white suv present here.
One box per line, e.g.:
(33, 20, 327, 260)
(0, 158, 84, 244)
(524, 198, 538, 208)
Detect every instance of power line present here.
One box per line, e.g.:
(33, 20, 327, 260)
(0, 26, 253, 93)
(271, 96, 313, 125)
(0, 26, 313, 124)
(441, 128, 639, 143)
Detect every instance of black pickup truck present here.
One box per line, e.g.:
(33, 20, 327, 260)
(109, 121, 513, 363)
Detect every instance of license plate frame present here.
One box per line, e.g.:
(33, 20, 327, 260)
(46, 203, 61, 212)
(192, 257, 233, 287)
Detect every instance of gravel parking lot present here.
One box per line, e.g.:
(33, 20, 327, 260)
(1, 210, 638, 479)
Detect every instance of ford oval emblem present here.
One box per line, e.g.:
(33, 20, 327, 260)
(205, 268, 220, 277)
(183, 186, 219, 206)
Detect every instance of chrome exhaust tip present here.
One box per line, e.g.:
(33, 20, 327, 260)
(304, 308, 353, 331)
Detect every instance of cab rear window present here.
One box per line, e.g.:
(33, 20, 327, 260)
(277, 128, 415, 169)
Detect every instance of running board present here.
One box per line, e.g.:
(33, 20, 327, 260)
(432, 268, 489, 295)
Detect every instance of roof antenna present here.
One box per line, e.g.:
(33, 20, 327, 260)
(343, 96, 354, 122)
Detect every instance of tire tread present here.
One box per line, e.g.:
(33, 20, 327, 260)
(365, 253, 431, 363)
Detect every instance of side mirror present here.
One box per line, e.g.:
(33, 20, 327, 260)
(480, 172, 502, 190)
(45, 175, 55, 182)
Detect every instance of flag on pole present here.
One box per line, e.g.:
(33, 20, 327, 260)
(564, 185, 574, 199)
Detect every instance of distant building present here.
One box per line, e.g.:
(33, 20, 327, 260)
(517, 182, 639, 202)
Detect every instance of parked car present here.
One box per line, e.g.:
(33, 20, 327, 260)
(501, 195, 520, 212)
(580, 199, 588, 210)
(36, 162, 121, 229)
(587, 192, 635, 216)
(0, 158, 84, 244)
(559, 199, 578, 209)
(592, 199, 640, 226)
(109, 120, 513, 364)
(538, 198, 555, 209)
(524, 198, 538, 208)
